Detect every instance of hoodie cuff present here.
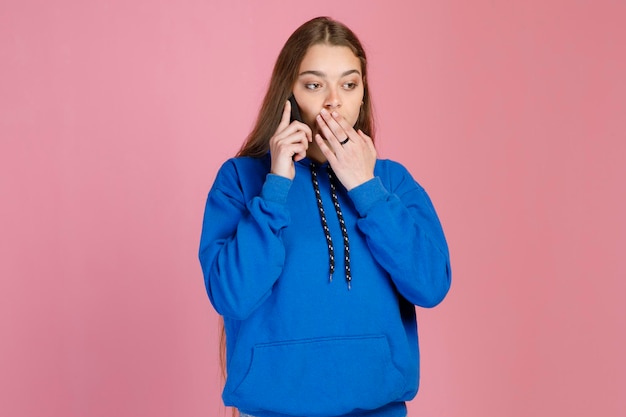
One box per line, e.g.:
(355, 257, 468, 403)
(260, 174, 292, 204)
(348, 177, 389, 216)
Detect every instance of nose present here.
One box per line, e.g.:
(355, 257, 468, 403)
(324, 88, 341, 110)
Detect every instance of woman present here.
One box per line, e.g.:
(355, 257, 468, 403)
(199, 16, 451, 417)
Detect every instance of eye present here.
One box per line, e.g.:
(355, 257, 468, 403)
(305, 82, 322, 90)
(343, 82, 358, 90)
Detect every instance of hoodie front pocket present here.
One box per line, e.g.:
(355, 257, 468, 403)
(230, 335, 406, 417)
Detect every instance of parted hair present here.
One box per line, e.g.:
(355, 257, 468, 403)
(236, 16, 375, 158)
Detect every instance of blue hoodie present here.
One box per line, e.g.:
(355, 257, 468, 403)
(199, 154, 451, 417)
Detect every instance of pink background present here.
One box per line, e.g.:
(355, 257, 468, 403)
(2, 1, 625, 416)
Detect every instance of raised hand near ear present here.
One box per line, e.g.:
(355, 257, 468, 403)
(269, 100, 313, 180)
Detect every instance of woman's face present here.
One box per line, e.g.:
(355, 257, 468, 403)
(292, 44, 364, 135)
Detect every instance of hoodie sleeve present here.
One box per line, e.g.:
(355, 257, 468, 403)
(348, 161, 451, 308)
(198, 159, 292, 320)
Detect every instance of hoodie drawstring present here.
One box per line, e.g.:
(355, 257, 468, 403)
(310, 162, 352, 289)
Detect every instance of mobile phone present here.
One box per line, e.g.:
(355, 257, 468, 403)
(289, 95, 303, 123)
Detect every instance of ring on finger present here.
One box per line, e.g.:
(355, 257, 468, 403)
(339, 137, 350, 145)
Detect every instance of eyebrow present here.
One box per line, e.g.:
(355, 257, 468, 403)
(298, 69, 361, 78)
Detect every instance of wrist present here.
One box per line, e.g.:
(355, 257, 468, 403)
(348, 177, 387, 214)
(345, 174, 375, 191)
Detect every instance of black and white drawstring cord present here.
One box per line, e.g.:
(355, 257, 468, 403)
(310, 162, 352, 289)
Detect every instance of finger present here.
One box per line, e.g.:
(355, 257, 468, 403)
(319, 109, 355, 144)
(275, 120, 313, 144)
(331, 111, 363, 143)
(296, 130, 310, 156)
(314, 133, 338, 164)
(315, 113, 344, 151)
(357, 129, 374, 148)
(275, 130, 309, 149)
(277, 100, 291, 132)
(286, 131, 310, 152)
(292, 144, 308, 161)
(293, 121, 313, 142)
(357, 129, 377, 161)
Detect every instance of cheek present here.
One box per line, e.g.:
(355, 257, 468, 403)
(345, 88, 364, 122)
(297, 103, 323, 128)
(345, 100, 363, 125)
(299, 107, 318, 125)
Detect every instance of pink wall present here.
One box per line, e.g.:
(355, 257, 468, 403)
(2, 1, 624, 416)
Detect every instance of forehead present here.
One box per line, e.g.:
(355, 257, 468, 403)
(299, 44, 362, 75)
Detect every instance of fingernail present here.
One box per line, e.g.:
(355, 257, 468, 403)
(332, 111, 339, 117)
(320, 109, 328, 115)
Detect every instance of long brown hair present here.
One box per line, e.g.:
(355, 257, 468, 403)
(221, 16, 375, 416)
(237, 16, 375, 157)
